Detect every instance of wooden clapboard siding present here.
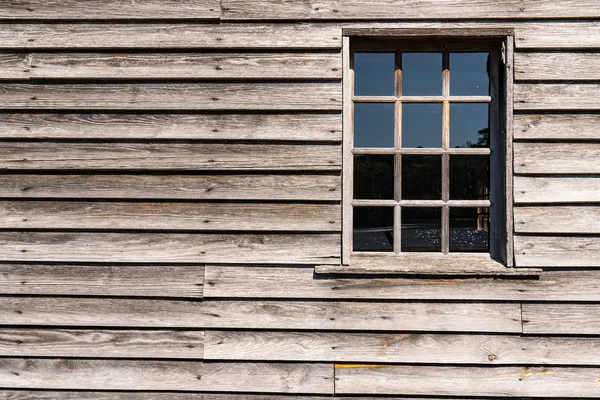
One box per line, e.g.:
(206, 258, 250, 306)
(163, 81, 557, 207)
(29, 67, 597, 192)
(0, 113, 342, 141)
(515, 83, 600, 110)
(0, 1, 221, 20)
(515, 176, 600, 203)
(0, 83, 341, 110)
(0, 201, 341, 231)
(205, 331, 600, 365)
(204, 266, 600, 301)
(1, 393, 336, 400)
(515, 206, 600, 233)
(0, 53, 30, 80)
(515, 52, 600, 81)
(514, 143, 600, 174)
(0, 329, 204, 359)
(0, 232, 340, 264)
(515, 235, 600, 267)
(0, 359, 333, 393)
(523, 304, 600, 334)
(0, 174, 341, 201)
(0, 143, 341, 171)
(221, 0, 600, 20)
(22, 52, 342, 80)
(0, 264, 202, 298)
(514, 114, 600, 140)
(335, 365, 600, 397)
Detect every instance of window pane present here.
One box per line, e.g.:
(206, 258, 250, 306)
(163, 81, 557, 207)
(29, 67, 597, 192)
(402, 155, 442, 200)
(402, 103, 442, 148)
(450, 155, 490, 200)
(450, 52, 490, 96)
(401, 207, 441, 252)
(354, 103, 395, 148)
(354, 52, 395, 96)
(450, 103, 489, 148)
(354, 155, 395, 199)
(402, 52, 442, 96)
(353, 207, 394, 252)
(450, 207, 489, 252)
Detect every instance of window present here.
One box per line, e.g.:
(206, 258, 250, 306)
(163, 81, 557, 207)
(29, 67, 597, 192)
(341, 29, 514, 270)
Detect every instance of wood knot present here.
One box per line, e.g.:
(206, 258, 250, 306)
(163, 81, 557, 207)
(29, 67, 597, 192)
(488, 353, 497, 361)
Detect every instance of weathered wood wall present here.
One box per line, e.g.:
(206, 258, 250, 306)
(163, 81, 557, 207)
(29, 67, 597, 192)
(1, 1, 600, 398)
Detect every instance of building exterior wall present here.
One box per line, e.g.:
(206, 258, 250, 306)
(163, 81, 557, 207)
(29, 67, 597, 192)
(1, 1, 600, 397)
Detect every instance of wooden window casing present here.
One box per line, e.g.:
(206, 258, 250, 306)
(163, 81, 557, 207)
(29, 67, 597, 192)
(342, 30, 514, 268)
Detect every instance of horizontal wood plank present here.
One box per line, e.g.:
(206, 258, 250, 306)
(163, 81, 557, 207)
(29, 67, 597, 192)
(515, 143, 600, 174)
(2, 393, 338, 400)
(204, 266, 600, 301)
(0, 232, 341, 264)
(0, 0, 220, 20)
(515, 83, 600, 110)
(515, 206, 600, 234)
(0, 359, 333, 393)
(0, 83, 341, 111)
(205, 331, 600, 365)
(0, 329, 204, 359)
(515, 235, 600, 267)
(523, 304, 600, 334)
(0, 113, 342, 141)
(515, 176, 600, 203)
(222, 0, 600, 19)
(515, 52, 600, 81)
(0, 143, 341, 171)
(335, 365, 600, 397)
(0, 201, 340, 231)
(514, 113, 600, 140)
(0, 264, 202, 297)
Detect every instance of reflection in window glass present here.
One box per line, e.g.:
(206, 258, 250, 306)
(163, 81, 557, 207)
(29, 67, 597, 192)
(402, 52, 442, 96)
(353, 207, 394, 252)
(354, 103, 395, 148)
(450, 103, 489, 148)
(450, 155, 490, 200)
(402, 103, 442, 148)
(354, 155, 394, 199)
(401, 207, 441, 252)
(402, 155, 442, 200)
(450, 207, 489, 252)
(450, 52, 490, 96)
(354, 52, 395, 96)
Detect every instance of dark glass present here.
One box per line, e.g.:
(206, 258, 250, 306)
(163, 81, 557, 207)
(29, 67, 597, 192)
(401, 207, 442, 252)
(402, 103, 442, 148)
(353, 207, 394, 252)
(402, 155, 442, 200)
(449, 207, 489, 252)
(450, 52, 490, 96)
(402, 52, 442, 96)
(354, 103, 395, 148)
(450, 155, 490, 200)
(354, 52, 395, 96)
(354, 155, 394, 199)
(450, 103, 489, 148)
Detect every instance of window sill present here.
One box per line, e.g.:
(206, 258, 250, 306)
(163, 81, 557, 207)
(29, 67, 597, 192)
(315, 254, 541, 277)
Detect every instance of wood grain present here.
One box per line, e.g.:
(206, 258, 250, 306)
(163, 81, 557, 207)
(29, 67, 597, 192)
(0, 142, 341, 171)
(523, 304, 600, 334)
(515, 176, 600, 203)
(0, 393, 337, 400)
(515, 83, 600, 110)
(0, 83, 341, 111)
(205, 331, 600, 365)
(515, 52, 600, 81)
(0, 201, 341, 231)
(515, 235, 600, 267)
(0, 329, 204, 358)
(0, 232, 341, 264)
(515, 206, 600, 234)
(335, 365, 600, 397)
(0, 359, 333, 393)
(514, 143, 600, 174)
(0, 113, 342, 141)
(0, 174, 341, 201)
(514, 113, 600, 140)
(0, 264, 203, 298)
(204, 266, 600, 301)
